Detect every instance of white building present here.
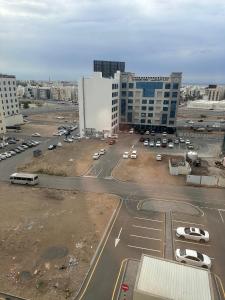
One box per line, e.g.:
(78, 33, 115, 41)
(133, 255, 214, 300)
(78, 71, 120, 137)
(0, 102, 6, 136)
(206, 85, 225, 101)
(0, 74, 23, 126)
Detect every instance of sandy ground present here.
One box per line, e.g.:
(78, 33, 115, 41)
(113, 151, 186, 186)
(20, 123, 58, 137)
(27, 112, 79, 123)
(0, 183, 119, 300)
(18, 140, 109, 176)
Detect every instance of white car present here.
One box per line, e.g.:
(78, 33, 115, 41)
(149, 141, 154, 147)
(123, 151, 129, 159)
(188, 120, 195, 124)
(145, 130, 150, 135)
(99, 148, 106, 155)
(156, 141, 161, 147)
(143, 140, 149, 146)
(186, 139, 191, 145)
(57, 142, 62, 147)
(130, 150, 137, 159)
(168, 142, 174, 148)
(162, 132, 167, 136)
(31, 133, 41, 137)
(64, 138, 73, 143)
(156, 154, 162, 161)
(176, 227, 209, 242)
(53, 132, 60, 136)
(129, 129, 134, 134)
(175, 249, 211, 269)
(93, 152, 100, 160)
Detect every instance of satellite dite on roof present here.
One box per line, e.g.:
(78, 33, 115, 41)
(133, 254, 215, 300)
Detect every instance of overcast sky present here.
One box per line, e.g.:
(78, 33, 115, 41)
(0, 0, 225, 83)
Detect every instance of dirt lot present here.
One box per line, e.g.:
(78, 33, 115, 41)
(18, 140, 108, 176)
(27, 111, 79, 123)
(20, 123, 58, 137)
(113, 151, 186, 186)
(0, 183, 119, 299)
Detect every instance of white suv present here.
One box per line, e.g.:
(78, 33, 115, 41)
(130, 150, 137, 159)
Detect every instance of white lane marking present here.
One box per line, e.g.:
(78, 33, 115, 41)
(218, 210, 224, 223)
(174, 239, 211, 247)
(134, 217, 163, 223)
(128, 245, 161, 252)
(173, 220, 205, 227)
(130, 234, 161, 241)
(132, 225, 162, 231)
(115, 227, 122, 247)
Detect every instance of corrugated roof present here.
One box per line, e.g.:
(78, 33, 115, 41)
(136, 255, 212, 300)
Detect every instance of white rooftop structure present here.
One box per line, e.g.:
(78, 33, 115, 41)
(133, 255, 214, 300)
(187, 99, 225, 110)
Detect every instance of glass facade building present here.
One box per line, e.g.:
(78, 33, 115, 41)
(94, 60, 125, 78)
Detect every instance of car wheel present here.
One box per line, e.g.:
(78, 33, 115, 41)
(202, 265, 208, 269)
(181, 260, 186, 264)
(200, 239, 205, 243)
(180, 235, 185, 240)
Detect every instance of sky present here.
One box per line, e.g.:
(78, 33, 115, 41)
(0, 0, 225, 83)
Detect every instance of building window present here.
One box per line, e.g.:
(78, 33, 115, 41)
(121, 99, 126, 116)
(165, 83, 171, 89)
(121, 91, 126, 97)
(148, 106, 153, 111)
(172, 92, 178, 97)
(163, 106, 168, 111)
(128, 91, 133, 97)
(127, 112, 133, 122)
(162, 114, 168, 125)
(148, 113, 153, 117)
(149, 100, 154, 104)
(147, 119, 151, 124)
(169, 120, 175, 125)
(173, 83, 179, 89)
(141, 113, 146, 117)
(128, 99, 133, 104)
(122, 83, 127, 89)
(136, 82, 163, 97)
(141, 106, 147, 111)
(141, 119, 145, 123)
(164, 92, 170, 98)
(142, 99, 147, 104)
(163, 100, 169, 105)
(128, 106, 133, 110)
(129, 83, 134, 89)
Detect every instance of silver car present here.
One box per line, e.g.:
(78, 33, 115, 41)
(176, 227, 209, 242)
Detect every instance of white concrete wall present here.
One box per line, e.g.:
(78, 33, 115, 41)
(79, 72, 119, 137)
(4, 114, 23, 126)
(0, 104, 6, 135)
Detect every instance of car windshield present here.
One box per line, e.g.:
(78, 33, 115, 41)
(184, 228, 191, 234)
(200, 229, 205, 235)
(197, 252, 204, 261)
(180, 249, 186, 256)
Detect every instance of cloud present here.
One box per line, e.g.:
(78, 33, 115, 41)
(0, 0, 225, 82)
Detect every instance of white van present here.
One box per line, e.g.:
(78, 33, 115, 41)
(10, 173, 39, 185)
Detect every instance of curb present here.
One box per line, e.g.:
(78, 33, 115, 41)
(74, 198, 122, 299)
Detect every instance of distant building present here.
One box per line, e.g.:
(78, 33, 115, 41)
(119, 72, 182, 132)
(93, 60, 125, 78)
(206, 85, 225, 101)
(0, 74, 23, 127)
(78, 71, 120, 137)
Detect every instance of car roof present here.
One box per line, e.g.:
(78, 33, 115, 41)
(185, 249, 198, 257)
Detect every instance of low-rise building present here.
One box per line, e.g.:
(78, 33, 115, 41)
(206, 85, 225, 101)
(169, 157, 191, 175)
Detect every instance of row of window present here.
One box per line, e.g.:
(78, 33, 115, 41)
(0, 80, 16, 85)
(121, 82, 179, 90)
(121, 91, 133, 97)
(2, 104, 18, 110)
(111, 119, 118, 127)
(121, 91, 178, 98)
(112, 83, 119, 89)
(0, 87, 16, 92)
(112, 92, 118, 97)
(2, 99, 18, 104)
(3, 110, 19, 116)
(1, 93, 17, 98)
(112, 112, 118, 120)
(112, 106, 118, 112)
(112, 99, 118, 105)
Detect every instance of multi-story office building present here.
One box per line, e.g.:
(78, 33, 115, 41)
(119, 72, 182, 132)
(79, 71, 120, 137)
(93, 60, 125, 78)
(0, 74, 23, 126)
(206, 85, 225, 101)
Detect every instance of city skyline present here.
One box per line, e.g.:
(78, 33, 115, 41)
(0, 0, 225, 83)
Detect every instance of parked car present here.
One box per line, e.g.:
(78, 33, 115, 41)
(129, 129, 134, 134)
(93, 152, 100, 160)
(162, 132, 167, 136)
(143, 140, 149, 146)
(145, 130, 150, 135)
(57, 142, 62, 147)
(156, 141, 161, 147)
(187, 144, 194, 150)
(109, 139, 115, 145)
(130, 150, 137, 159)
(99, 148, 106, 155)
(174, 139, 179, 144)
(156, 154, 162, 161)
(179, 138, 185, 143)
(139, 137, 145, 142)
(123, 151, 129, 159)
(168, 142, 174, 148)
(64, 138, 73, 143)
(31, 133, 41, 137)
(175, 249, 211, 269)
(9, 150, 16, 156)
(48, 144, 57, 150)
(176, 227, 209, 242)
(14, 148, 21, 153)
(8, 140, 16, 144)
(149, 141, 155, 147)
(186, 139, 191, 145)
(150, 131, 155, 136)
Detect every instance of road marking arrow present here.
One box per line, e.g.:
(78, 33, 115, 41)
(115, 227, 122, 247)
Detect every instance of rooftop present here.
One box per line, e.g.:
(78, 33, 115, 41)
(0, 74, 16, 79)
